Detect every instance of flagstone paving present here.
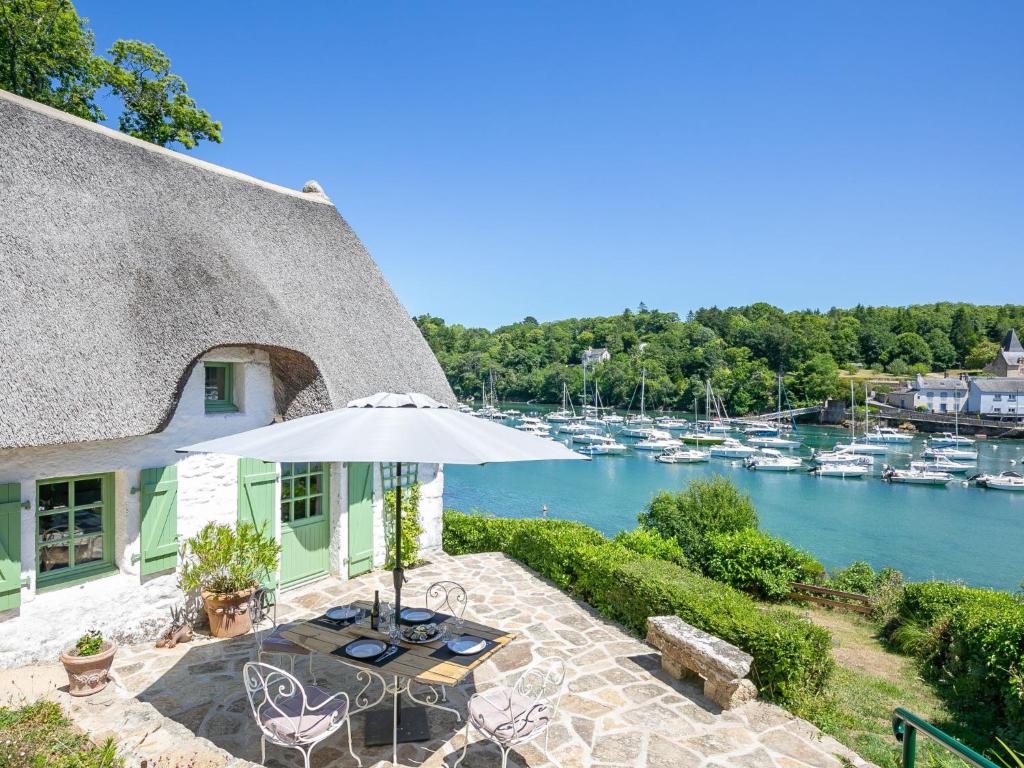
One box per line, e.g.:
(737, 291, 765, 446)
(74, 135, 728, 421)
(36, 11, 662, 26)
(12, 552, 876, 768)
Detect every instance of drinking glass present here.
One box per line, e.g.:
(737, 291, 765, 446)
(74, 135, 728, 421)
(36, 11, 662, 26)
(387, 614, 401, 647)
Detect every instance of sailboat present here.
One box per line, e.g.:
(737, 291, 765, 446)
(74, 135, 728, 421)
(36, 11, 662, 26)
(748, 374, 801, 448)
(622, 367, 656, 436)
(546, 382, 578, 424)
(837, 381, 888, 454)
(929, 400, 975, 447)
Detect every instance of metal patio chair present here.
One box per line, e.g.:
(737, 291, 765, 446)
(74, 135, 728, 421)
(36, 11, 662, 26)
(243, 661, 360, 768)
(249, 585, 317, 683)
(425, 580, 468, 701)
(453, 658, 565, 768)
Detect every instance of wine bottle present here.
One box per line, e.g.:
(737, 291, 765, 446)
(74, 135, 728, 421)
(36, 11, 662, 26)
(371, 590, 380, 631)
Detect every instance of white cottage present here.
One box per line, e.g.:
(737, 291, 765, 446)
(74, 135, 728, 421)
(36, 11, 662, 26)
(0, 90, 454, 667)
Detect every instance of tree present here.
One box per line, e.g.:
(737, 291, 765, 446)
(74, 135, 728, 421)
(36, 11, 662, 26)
(0, 0, 220, 149)
(950, 307, 980, 360)
(894, 332, 932, 367)
(925, 329, 957, 369)
(790, 353, 840, 405)
(965, 340, 999, 370)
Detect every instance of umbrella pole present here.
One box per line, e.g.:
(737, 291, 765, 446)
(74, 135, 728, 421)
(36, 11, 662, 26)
(393, 461, 403, 625)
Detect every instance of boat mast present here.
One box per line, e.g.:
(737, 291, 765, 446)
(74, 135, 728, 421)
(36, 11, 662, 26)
(850, 379, 856, 441)
(640, 367, 646, 420)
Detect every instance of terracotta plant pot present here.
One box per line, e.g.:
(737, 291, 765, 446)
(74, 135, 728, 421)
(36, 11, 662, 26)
(202, 587, 256, 638)
(59, 641, 117, 697)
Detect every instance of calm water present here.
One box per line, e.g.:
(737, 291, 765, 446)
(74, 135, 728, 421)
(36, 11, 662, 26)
(446, 424, 1024, 590)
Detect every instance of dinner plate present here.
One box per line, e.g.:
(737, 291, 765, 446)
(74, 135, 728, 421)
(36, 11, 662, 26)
(344, 638, 387, 659)
(447, 635, 487, 656)
(326, 606, 359, 621)
(401, 608, 434, 623)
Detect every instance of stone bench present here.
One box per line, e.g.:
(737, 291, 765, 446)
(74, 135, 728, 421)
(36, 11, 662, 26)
(646, 616, 757, 709)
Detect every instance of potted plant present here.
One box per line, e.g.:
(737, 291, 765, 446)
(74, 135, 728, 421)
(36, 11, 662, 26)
(178, 522, 279, 638)
(59, 630, 117, 696)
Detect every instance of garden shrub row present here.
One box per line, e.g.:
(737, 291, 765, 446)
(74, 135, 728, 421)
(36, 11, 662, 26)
(443, 511, 833, 704)
(889, 581, 1024, 745)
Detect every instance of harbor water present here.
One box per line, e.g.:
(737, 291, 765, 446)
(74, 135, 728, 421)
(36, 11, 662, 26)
(445, 425, 1024, 590)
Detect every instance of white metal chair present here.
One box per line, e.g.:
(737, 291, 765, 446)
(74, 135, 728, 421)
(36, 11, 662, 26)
(243, 661, 360, 768)
(425, 581, 468, 702)
(249, 586, 317, 683)
(453, 658, 565, 768)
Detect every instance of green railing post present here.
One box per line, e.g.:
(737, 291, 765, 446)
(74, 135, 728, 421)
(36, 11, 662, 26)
(892, 708, 999, 768)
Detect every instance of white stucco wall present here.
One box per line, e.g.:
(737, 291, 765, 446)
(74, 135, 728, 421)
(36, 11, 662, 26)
(0, 346, 446, 668)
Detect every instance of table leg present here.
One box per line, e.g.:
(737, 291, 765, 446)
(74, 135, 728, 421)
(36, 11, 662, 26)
(393, 674, 399, 766)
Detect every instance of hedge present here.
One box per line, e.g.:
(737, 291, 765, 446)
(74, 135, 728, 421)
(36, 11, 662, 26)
(891, 581, 1024, 745)
(703, 528, 825, 600)
(443, 511, 833, 704)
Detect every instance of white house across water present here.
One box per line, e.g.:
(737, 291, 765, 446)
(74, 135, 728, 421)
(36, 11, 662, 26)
(0, 89, 454, 667)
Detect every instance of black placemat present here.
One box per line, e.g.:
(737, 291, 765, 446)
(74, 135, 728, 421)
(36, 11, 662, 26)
(331, 641, 410, 668)
(427, 637, 498, 667)
(311, 607, 368, 631)
(398, 609, 454, 626)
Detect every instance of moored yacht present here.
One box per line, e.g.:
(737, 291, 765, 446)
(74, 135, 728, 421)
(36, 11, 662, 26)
(709, 438, 757, 458)
(973, 471, 1024, 491)
(864, 426, 914, 444)
(747, 435, 801, 449)
(811, 463, 869, 478)
(576, 441, 628, 456)
(656, 447, 709, 464)
(923, 446, 978, 462)
(744, 449, 802, 471)
(929, 432, 975, 448)
(634, 430, 682, 451)
(812, 448, 873, 466)
(912, 456, 973, 474)
(881, 466, 953, 485)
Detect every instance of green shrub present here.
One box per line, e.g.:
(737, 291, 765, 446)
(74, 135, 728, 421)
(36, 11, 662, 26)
(442, 510, 833, 704)
(178, 522, 279, 595)
(704, 528, 824, 600)
(73, 630, 104, 657)
(895, 581, 1019, 629)
(384, 482, 422, 568)
(637, 475, 758, 562)
(0, 700, 122, 767)
(613, 527, 689, 568)
(826, 561, 901, 595)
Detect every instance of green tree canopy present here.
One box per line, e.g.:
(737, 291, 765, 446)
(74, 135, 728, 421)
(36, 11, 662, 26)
(0, 0, 220, 149)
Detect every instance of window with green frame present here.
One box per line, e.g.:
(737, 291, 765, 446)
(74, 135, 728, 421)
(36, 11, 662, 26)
(36, 474, 114, 588)
(280, 463, 326, 523)
(204, 362, 237, 413)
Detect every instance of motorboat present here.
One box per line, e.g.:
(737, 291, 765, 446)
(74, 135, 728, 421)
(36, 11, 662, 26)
(620, 425, 657, 438)
(744, 450, 802, 471)
(810, 463, 869, 478)
(864, 427, 914, 444)
(546, 410, 576, 424)
(709, 438, 758, 459)
(574, 431, 616, 445)
(743, 423, 780, 437)
(747, 435, 801, 449)
(656, 448, 709, 464)
(634, 430, 683, 451)
(601, 413, 625, 425)
(929, 432, 976, 448)
(655, 417, 690, 430)
(923, 446, 978, 462)
(812, 448, 873, 466)
(697, 419, 731, 434)
(557, 422, 598, 436)
(881, 466, 953, 485)
(912, 457, 973, 474)
(973, 471, 1024, 491)
(516, 417, 550, 437)
(577, 441, 628, 456)
(835, 441, 889, 455)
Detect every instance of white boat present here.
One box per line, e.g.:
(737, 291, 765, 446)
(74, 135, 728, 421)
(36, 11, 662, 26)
(923, 446, 978, 461)
(655, 417, 690, 430)
(576, 441, 628, 456)
(747, 435, 801, 449)
(929, 432, 975, 448)
(710, 438, 758, 458)
(516, 417, 550, 437)
(912, 457, 972, 474)
(811, 463, 869, 478)
(547, 382, 578, 423)
(744, 424, 780, 437)
(882, 466, 953, 485)
(601, 413, 624, 425)
(974, 471, 1024, 491)
(744, 449, 802, 471)
(864, 426, 914, 444)
(656, 448, 709, 464)
(812, 447, 873, 466)
(634, 430, 683, 451)
(573, 431, 615, 445)
(696, 419, 731, 434)
(557, 422, 598, 436)
(456, 403, 473, 413)
(836, 441, 889, 455)
(620, 425, 656, 438)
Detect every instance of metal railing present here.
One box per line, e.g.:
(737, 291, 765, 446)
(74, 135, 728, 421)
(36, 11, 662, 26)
(892, 708, 999, 768)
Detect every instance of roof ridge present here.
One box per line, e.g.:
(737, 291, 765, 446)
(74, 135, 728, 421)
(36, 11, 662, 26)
(0, 88, 333, 206)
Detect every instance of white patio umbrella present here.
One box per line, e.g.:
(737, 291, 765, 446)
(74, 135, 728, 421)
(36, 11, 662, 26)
(178, 392, 584, 619)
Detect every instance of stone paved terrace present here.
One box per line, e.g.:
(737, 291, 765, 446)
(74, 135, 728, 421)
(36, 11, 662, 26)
(2, 553, 875, 768)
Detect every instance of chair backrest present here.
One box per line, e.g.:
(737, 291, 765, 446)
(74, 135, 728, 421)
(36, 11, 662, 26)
(242, 661, 309, 745)
(425, 580, 468, 619)
(249, 585, 277, 634)
(514, 657, 566, 715)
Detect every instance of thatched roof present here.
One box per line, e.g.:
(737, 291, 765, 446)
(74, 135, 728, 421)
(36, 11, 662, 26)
(0, 89, 453, 450)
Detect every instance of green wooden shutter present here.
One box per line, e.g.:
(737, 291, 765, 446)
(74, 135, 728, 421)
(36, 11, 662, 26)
(347, 463, 375, 578)
(0, 483, 22, 612)
(139, 466, 178, 576)
(237, 458, 278, 589)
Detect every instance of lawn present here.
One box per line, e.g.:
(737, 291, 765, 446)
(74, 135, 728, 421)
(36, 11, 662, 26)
(791, 605, 994, 768)
(0, 700, 121, 768)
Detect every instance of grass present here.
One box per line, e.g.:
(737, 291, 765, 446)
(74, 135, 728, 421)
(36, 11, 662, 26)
(0, 700, 121, 768)
(789, 606, 991, 768)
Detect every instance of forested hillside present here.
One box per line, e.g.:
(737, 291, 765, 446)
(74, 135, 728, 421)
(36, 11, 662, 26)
(416, 303, 1024, 414)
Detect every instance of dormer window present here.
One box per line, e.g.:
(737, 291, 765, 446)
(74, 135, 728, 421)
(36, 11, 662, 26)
(204, 362, 237, 413)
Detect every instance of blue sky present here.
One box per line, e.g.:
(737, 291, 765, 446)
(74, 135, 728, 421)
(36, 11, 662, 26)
(82, 1, 1023, 328)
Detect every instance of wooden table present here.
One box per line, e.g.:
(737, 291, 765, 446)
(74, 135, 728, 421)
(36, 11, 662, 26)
(281, 601, 515, 766)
